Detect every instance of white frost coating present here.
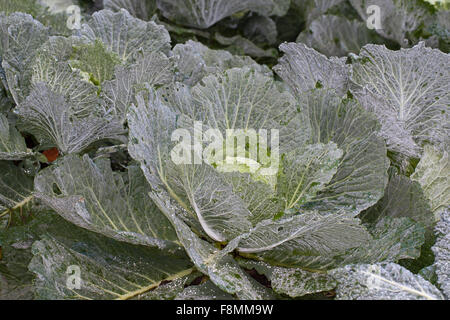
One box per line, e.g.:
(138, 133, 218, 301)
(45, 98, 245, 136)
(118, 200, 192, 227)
(351, 42, 449, 159)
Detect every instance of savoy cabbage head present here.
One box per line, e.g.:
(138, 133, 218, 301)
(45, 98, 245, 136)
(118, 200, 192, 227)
(0, 0, 448, 300)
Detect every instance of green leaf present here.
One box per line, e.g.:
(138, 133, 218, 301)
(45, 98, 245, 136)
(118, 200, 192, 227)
(214, 33, 278, 59)
(128, 88, 253, 242)
(411, 145, 449, 217)
(32, 41, 101, 118)
(351, 42, 449, 160)
(1, 13, 49, 104)
(361, 173, 434, 226)
(156, 0, 290, 29)
(297, 15, 384, 57)
(239, 259, 337, 298)
(300, 89, 389, 216)
(101, 51, 176, 121)
(149, 188, 274, 300)
(277, 143, 343, 211)
(0, 161, 34, 222)
(432, 208, 450, 298)
(191, 67, 310, 151)
(223, 172, 283, 225)
(0, 243, 34, 299)
(79, 9, 171, 62)
(34, 154, 181, 251)
(341, 217, 426, 265)
(70, 39, 123, 85)
(274, 43, 350, 97)
(331, 262, 445, 300)
(16, 83, 125, 155)
(237, 211, 372, 270)
(173, 40, 272, 86)
(175, 280, 235, 300)
(104, 0, 157, 21)
(242, 15, 278, 45)
(0, 114, 32, 160)
(349, 0, 435, 47)
(29, 218, 195, 300)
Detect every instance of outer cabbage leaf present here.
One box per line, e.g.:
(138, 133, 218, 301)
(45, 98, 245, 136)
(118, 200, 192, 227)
(0, 0, 71, 36)
(149, 188, 274, 300)
(156, 0, 290, 29)
(242, 15, 278, 45)
(274, 43, 350, 97)
(1, 13, 49, 104)
(0, 114, 32, 160)
(79, 9, 171, 62)
(0, 161, 33, 221)
(104, 0, 157, 21)
(351, 43, 449, 160)
(238, 259, 337, 297)
(173, 40, 272, 86)
(411, 145, 449, 217)
(0, 211, 58, 299)
(294, 0, 347, 25)
(175, 281, 235, 300)
(34, 154, 180, 251)
(432, 208, 450, 298)
(0, 242, 34, 299)
(299, 89, 389, 216)
(28, 218, 195, 300)
(15, 83, 125, 155)
(32, 43, 101, 118)
(349, 0, 436, 47)
(214, 33, 278, 59)
(361, 173, 434, 226)
(101, 51, 176, 121)
(237, 211, 372, 270)
(297, 15, 383, 57)
(128, 88, 253, 242)
(331, 262, 445, 300)
(340, 217, 426, 265)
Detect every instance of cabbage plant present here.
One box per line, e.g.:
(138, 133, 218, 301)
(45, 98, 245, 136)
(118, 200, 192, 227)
(0, 0, 448, 300)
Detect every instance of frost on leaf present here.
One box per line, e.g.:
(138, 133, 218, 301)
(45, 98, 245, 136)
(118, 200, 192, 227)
(29, 218, 194, 300)
(331, 262, 445, 300)
(351, 43, 449, 160)
(156, 0, 290, 29)
(0, 114, 32, 160)
(297, 15, 383, 57)
(0, 13, 49, 104)
(104, 0, 158, 21)
(237, 211, 372, 270)
(173, 40, 272, 86)
(101, 51, 176, 122)
(299, 89, 389, 215)
(350, 0, 435, 47)
(149, 188, 274, 300)
(274, 42, 350, 97)
(175, 281, 235, 300)
(411, 145, 449, 217)
(128, 89, 253, 242)
(34, 154, 180, 251)
(15, 83, 125, 155)
(79, 9, 171, 62)
(0, 161, 33, 218)
(432, 208, 450, 298)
